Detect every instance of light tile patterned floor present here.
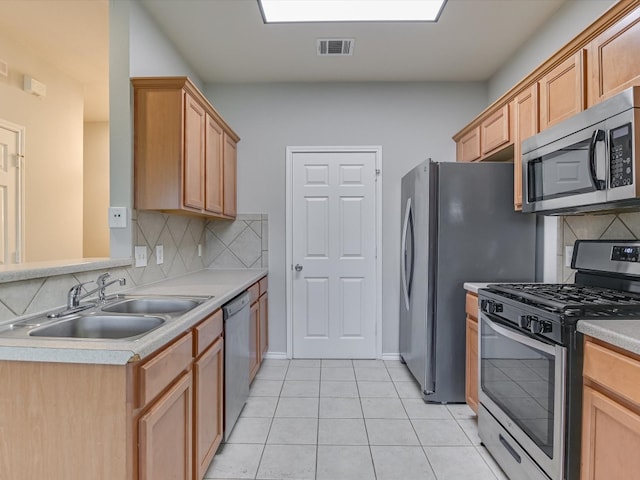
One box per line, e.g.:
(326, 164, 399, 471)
(205, 359, 508, 480)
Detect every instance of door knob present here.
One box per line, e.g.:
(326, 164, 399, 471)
(294, 264, 303, 272)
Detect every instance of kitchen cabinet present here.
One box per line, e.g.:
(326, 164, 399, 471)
(512, 84, 539, 210)
(538, 51, 585, 130)
(481, 103, 512, 156)
(581, 338, 640, 480)
(193, 310, 224, 480)
(132, 77, 240, 219)
(456, 125, 481, 162)
(465, 292, 479, 414)
(588, 7, 640, 107)
(0, 308, 225, 480)
(248, 275, 269, 382)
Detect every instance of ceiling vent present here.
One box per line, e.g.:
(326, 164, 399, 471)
(317, 38, 354, 56)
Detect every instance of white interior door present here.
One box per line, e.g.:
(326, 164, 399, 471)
(0, 121, 23, 265)
(291, 149, 378, 358)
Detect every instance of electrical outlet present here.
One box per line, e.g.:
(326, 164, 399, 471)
(135, 246, 147, 267)
(198, 244, 202, 257)
(108, 207, 127, 228)
(156, 245, 164, 265)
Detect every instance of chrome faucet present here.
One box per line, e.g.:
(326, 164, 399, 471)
(67, 273, 127, 308)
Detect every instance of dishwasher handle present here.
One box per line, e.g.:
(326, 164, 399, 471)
(223, 292, 250, 319)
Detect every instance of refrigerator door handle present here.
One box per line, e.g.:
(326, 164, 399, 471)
(400, 197, 412, 311)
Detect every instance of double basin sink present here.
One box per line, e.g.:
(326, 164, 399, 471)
(0, 296, 210, 341)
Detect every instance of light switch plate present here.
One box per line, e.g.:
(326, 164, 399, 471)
(198, 244, 202, 257)
(108, 207, 127, 228)
(135, 246, 147, 267)
(156, 245, 164, 265)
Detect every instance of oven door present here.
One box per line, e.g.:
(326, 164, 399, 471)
(479, 312, 566, 480)
(522, 121, 608, 214)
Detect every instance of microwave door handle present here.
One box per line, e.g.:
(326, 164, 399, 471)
(589, 129, 606, 190)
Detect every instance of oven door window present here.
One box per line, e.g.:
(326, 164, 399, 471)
(481, 317, 556, 459)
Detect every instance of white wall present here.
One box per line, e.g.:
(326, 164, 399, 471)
(488, 0, 616, 102)
(205, 82, 487, 355)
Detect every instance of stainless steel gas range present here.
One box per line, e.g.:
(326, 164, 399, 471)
(478, 239, 640, 480)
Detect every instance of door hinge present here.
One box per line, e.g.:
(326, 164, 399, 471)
(13, 153, 24, 168)
(375, 169, 381, 176)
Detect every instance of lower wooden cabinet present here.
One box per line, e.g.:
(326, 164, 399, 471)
(259, 291, 268, 359)
(249, 299, 260, 381)
(249, 275, 269, 382)
(465, 292, 479, 414)
(581, 338, 640, 480)
(194, 336, 224, 480)
(139, 371, 193, 480)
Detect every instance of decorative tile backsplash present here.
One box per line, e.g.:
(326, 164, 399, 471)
(559, 211, 640, 283)
(0, 212, 268, 322)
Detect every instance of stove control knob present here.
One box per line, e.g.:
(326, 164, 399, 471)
(529, 318, 551, 334)
(481, 299, 496, 314)
(518, 315, 530, 329)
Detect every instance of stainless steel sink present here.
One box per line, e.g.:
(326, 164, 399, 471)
(29, 315, 165, 340)
(101, 297, 204, 315)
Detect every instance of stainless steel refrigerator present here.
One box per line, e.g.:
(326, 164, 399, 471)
(399, 160, 536, 403)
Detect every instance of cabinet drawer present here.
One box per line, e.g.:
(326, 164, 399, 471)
(139, 332, 193, 407)
(248, 283, 260, 304)
(465, 293, 478, 320)
(259, 276, 268, 296)
(194, 309, 223, 357)
(584, 340, 640, 409)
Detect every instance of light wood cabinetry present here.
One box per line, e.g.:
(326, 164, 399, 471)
(512, 84, 539, 210)
(465, 292, 479, 414)
(588, 8, 640, 106)
(139, 371, 193, 480)
(581, 338, 640, 480)
(456, 126, 481, 162)
(481, 103, 512, 156)
(0, 308, 225, 480)
(249, 275, 269, 382)
(538, 51, 585, 130)
(132, 77, 240, 219)
(454, 1, 640, 210)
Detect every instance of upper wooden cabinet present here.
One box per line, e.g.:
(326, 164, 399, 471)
(132, 77, 240, 219)
(538, 51, 585, 130)
(588, 7, 640, 106)
(512, 84, 539, 210)
(481, 103, 512, 155)
(456, 126, 481, 162)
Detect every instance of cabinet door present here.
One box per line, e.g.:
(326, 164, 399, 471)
(249, 300, 259, 382)
(184, 94, 206, 210)
(538, 51, 585, 131)
(581, 385, 640, 480)
(259, 293, 268, 360)
(205, 114, 224, 215)
(456, 126, 481, 162)
(513, 84, 539, 211)
(588, 8, 640, 107)
(139, 371, 193, 480)
(481, 104, 511, 155)
(223, 133, 237, 217)
(465, 316, 478, 414)
(194, 337, 224, 480)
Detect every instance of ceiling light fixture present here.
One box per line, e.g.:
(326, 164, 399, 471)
(258, 0, 447, 23)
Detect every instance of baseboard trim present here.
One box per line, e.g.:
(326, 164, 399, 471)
(381, 353, 401, 361)
(263, 351, 289, 360)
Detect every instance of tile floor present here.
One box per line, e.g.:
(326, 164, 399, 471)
(204, 359, 508, 480)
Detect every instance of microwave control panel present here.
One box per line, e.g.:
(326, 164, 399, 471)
(610, 123, 633, 188)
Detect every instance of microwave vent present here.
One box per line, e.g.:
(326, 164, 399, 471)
(317, 39, 354, 56)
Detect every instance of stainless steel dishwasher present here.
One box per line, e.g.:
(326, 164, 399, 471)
(222, 291, 250, 441)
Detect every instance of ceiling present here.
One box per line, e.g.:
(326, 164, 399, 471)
(0, 0, 575, 122)
(140, 0, 569, 83)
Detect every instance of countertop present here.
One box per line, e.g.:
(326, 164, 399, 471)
(578, 319, 640, 356)
(0, 268, 267, 365)
(463, 282, 494, 294)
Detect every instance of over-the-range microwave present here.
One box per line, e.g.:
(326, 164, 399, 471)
(522, 86, 640, 215)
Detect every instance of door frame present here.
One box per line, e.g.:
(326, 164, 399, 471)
(0, 119, 25, 264)
(285, 145, 383, 359)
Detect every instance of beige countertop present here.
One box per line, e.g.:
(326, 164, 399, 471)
(578, 319, 640, 356)
(0, 268, 267, 365)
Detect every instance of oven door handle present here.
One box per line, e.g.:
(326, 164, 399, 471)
(589, 128, 606, 190)
(483, 314, 557, 356)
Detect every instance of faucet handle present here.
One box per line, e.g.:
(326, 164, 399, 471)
(67, 281, 94, 308)
(96, 272, 111, 287)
